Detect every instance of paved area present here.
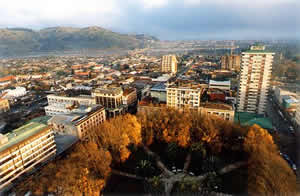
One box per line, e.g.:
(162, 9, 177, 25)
(266, 94, 300, 190)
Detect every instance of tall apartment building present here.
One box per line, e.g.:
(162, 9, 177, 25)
(221, 55, 241, 71)
(45, 94, 96, 116)
(166, 83, 207, 109)
(0, 99, 10, 113)
(92, 87, 125, 118)
(237, 45, 275, 114)
(0, 122, 56, 189)
(161, 55, 178, 74)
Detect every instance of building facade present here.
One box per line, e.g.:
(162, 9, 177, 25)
(295, 103, 300, 129)
(199, 103, 235, 122)
(0, 122, 56, 189)
(166, 83, 206, 109)
(0, 99, 10, 113)
(45, 95, 96, 116)
(161, 55, 178, 74)
(237, 45, 274, 114)
(48, 106, 106, 139)
(92, 87, 125, 118)
(150, 83, 167, 103)
(122, 88, 137, 106)
(3, 87, 27, 99)
(221, 55, 241, 71)
(47, 94, 95, 107)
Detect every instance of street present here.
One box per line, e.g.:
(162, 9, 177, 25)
(266, 93, 300, 189)
(266, 95, 292, 134)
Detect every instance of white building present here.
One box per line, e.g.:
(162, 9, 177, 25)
(161, 55, 178, 74)
(92, 87, 126, 118)
(152, 74, 171, 82)
(0, 122, 56, 189)
(150, 83, 167, 103)
(166, 83, 207, 109)
(237, 45, 275, 114)
(3, 87, 27, 99)
(48, 106, 106, 139)
(45, 95, 96, 116)
(209, 80, 231, 90)
(274, 86, 297, 104)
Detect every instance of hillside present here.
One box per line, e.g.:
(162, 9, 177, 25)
(0, 26, 157, 57)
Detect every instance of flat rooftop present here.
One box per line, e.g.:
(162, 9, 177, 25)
(201, 103, 233, 110)
(167, 81, 208, 89)
(0, 122, 49, 154)
(45, 104, 103, 115)
(151, 83, 166, 91)
(209, 80, 231, 86)
(243, 50, 274, 54)
(93, 87, 123, 95)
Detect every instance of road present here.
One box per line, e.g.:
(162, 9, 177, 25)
(266, 93, 300, 189)
(266, 95, 292, 134)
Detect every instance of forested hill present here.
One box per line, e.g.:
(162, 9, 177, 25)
(0, 26, 158, 57)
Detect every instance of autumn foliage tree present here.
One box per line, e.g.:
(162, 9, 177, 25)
(244, 125, 297, 195)
(14, 108, 297, 196)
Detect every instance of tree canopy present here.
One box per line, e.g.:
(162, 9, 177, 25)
(14, 108, 297, 196)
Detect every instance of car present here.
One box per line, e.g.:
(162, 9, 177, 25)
(278, 110, 284, 118)
(280, 153, 297, 171)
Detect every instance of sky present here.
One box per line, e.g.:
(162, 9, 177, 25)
(0, 0, 299, 40)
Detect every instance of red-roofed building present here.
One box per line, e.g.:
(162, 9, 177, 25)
(74, 71, 91, 79)
(71, 65, 82, 70)
(0, 76, 15, 86)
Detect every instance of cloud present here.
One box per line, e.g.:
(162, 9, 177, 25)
(0, 0, 298, 39)
(140, 0, 169, 9)
(0, 0, 121, 28)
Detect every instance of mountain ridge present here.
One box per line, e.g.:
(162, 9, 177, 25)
(0, 26, 158, 57)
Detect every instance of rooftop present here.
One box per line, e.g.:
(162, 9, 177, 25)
(209, 80, 231, 86)
(243, 50, 274, 54)
(48, 114, 80, 126)
(93, 86, 123, 95)
(201, 103, 233, 110)
(46, 104, 102, 115)
(234, 112, 273, 130)
(151, 83, 166, 91)
(0, 122, 49, 154)
(29, 116, 51, 124)
(167, 80, 208, 90)
(48, 105, 104, 126)
(0, 76, 15, 82)
(123, 88, 136, 96)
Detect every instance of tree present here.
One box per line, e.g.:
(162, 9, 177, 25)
(15, 143, 110, 196)
(15, 110, 297, 196)
(244, 125, 297, 195)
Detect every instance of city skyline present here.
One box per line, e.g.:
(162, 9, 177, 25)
(0, 0, 299, 40)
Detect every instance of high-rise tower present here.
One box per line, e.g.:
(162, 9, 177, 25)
(237, 45, 275, 114)
(161, 55, 178, 74)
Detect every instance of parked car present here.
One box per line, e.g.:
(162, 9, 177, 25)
(280, 152, 297, 172)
